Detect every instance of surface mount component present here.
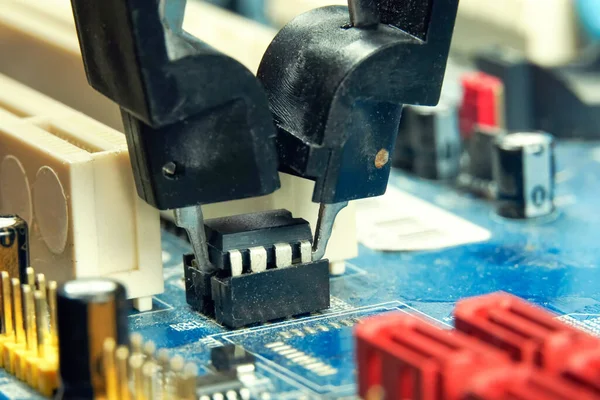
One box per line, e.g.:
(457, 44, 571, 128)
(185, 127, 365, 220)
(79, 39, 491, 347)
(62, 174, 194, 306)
(457, 126, 505, 199)
(0, 75, 162, 311)
(192, 345, 257, 400)
(467, 127, 505, 182)
(0, 216, 29, 281)
(211, 345, 256, 374)
(184, 210, 330, 328)
(395, 103, 462, 181)
(195, 373, 251, 400)
(356, 293, 600, 400)
(56, 278, 129, 399)
(0, 268, 59, 396)
(493, 132, 555, 219)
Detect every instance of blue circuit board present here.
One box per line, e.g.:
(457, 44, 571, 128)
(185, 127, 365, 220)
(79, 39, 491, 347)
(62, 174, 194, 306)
(2, 140, 600, 399)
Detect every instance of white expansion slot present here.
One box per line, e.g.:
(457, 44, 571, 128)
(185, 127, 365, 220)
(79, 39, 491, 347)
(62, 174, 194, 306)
(0, 74, 162, 311)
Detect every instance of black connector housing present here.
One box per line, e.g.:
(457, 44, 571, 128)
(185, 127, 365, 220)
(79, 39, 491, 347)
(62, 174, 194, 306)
(205, 209, 312, 272)
(212, 259, 330, 328)
(184, 254, 330, 328)
(184, 209, 330, 328)
(183, 254, 215, 317)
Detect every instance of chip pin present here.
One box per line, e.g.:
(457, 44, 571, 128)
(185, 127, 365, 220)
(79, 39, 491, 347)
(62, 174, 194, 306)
(47, 281, 58, 347)
(103, 338, 118, 400)
(25, 267, 34, 288)
(226, 390, 238, 400)
(116, 346, 131, 400)
(36, 274, 46, 299)
(10, 278, 23, 342)
(229, 250, 243, 277)
(33, 291, 46, 358)
(179, 362, 198, 400)
(157, 348, 171, 399)
(142, 361, 156, 400)
(35, 274, 50, 341)
(169, 354, 185, 398)
(143, 340, 156, 360)
(239, 388, 251, 400)
(274, 243, 292, 268)
(130, 333, 143, 356)
(300, 241, 312, 264)
(22, 285, 35, 353)
(130, 354, 145, 400)
(213, 392, 225, 400)
(249, 247, 267, 273)
(2, 272, 13, 337)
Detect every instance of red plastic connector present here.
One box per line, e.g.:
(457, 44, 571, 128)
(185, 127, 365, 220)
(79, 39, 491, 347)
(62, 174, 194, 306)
(355, 312, 510, 400)
(562, 346, 600, 394)
(465, 365, 600, 400)
(459, 72, 504, 139)
(454, 292, 600, 395)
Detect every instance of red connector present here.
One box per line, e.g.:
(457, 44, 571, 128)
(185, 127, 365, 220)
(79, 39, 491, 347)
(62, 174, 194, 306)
(459, 72, 504, 139)
(355, 313, 510, 400)
(465, 365, 600, 400)
(355, 295, 600, 399)
(454, 293, 596, 368)
(561, 339, 600, 394)
(455, 292, 600, 395)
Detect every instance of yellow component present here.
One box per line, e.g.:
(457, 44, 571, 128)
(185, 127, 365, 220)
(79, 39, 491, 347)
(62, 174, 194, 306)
(14, 345, 32, 380)
(0, 334, 12, 368)
(25, 352, 59, 397)
(3, 339, 21, 373)
(0, 269, 59, 396)
(37, 357, 59, 397)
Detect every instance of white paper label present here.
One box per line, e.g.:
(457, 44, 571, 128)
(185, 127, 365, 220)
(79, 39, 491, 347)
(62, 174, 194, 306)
(356, 188, 491, 251)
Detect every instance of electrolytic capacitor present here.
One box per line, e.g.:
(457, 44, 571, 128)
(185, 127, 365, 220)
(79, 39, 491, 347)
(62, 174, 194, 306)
(56, 278, 129, 399)
(492, 132, 555, 219)
(396, 103, 462, 180)
(468, 125, 505, 181)
(0, 215, 29, 280)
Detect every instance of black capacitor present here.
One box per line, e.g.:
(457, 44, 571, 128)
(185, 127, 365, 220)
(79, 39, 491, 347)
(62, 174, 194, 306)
(468, 125, 505, 181)
(56, 278, 129, 400)
(0, 215, 29, 281)
(403, 103, 462, 180)
(492, 132, 555, 219)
